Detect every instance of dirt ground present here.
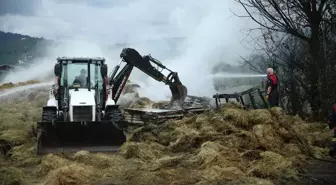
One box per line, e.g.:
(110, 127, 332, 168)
(278, 158, 336, 185)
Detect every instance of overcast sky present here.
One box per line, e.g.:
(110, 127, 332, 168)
(0, 0, 259, 98)
(0, 0, 255, 42)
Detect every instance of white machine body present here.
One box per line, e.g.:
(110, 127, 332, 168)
(46, 84, 116, 122)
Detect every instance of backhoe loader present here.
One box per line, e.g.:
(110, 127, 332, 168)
(36, 48, 187, 155)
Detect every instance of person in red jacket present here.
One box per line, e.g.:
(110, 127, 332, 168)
(327, 103, 336, 157)
(265, 68, 279, 107)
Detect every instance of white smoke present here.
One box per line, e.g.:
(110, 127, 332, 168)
(0, 0, 257, 101)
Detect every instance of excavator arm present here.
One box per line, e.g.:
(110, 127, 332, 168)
(109, 48, 187, 109)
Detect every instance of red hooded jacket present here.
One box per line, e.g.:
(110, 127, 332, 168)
(266, 74, 278, 91)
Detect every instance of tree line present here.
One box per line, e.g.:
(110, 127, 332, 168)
(0, 31, 52, 65)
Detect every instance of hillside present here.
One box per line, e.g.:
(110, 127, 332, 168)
(0, 31, 53, 66)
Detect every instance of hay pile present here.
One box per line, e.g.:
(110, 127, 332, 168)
(1, 99, 332, 185)
(118, 82, 156, 109)
(25, 105, 328, 185)
(0, 89, 48, 185)
(0, 81, 332, 185)
(0, 80, 41, 90)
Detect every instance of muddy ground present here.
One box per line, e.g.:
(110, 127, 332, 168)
(292, 158, 336, 185)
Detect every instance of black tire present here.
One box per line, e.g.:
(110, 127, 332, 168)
(42, 109, 57, 121)
(105, 108, 127, 130)
(31, 124, 38, 137)
(37, 108, 59, 154)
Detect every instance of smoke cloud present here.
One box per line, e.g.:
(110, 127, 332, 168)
(0, 0, 257, 100)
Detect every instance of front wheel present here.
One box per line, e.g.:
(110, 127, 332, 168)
(105, 107, 127, 130)
(42, 108, 57, 121)
(37, 107, 59, 153)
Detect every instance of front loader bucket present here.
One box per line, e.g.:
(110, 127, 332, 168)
(36, 121, 126, 155)
(169, 84, 188, 109)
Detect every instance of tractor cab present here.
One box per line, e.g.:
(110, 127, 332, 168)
(53, 57, 109, 114)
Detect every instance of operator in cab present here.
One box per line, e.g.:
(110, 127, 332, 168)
(265, 68, 279, 107)
(73, 69, 88, 87)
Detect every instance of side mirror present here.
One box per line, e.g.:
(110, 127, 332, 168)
(101, 64, 107, 78)
(54, 63, 62, 76)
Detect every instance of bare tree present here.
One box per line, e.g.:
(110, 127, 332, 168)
(235, 0, 335, 119)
